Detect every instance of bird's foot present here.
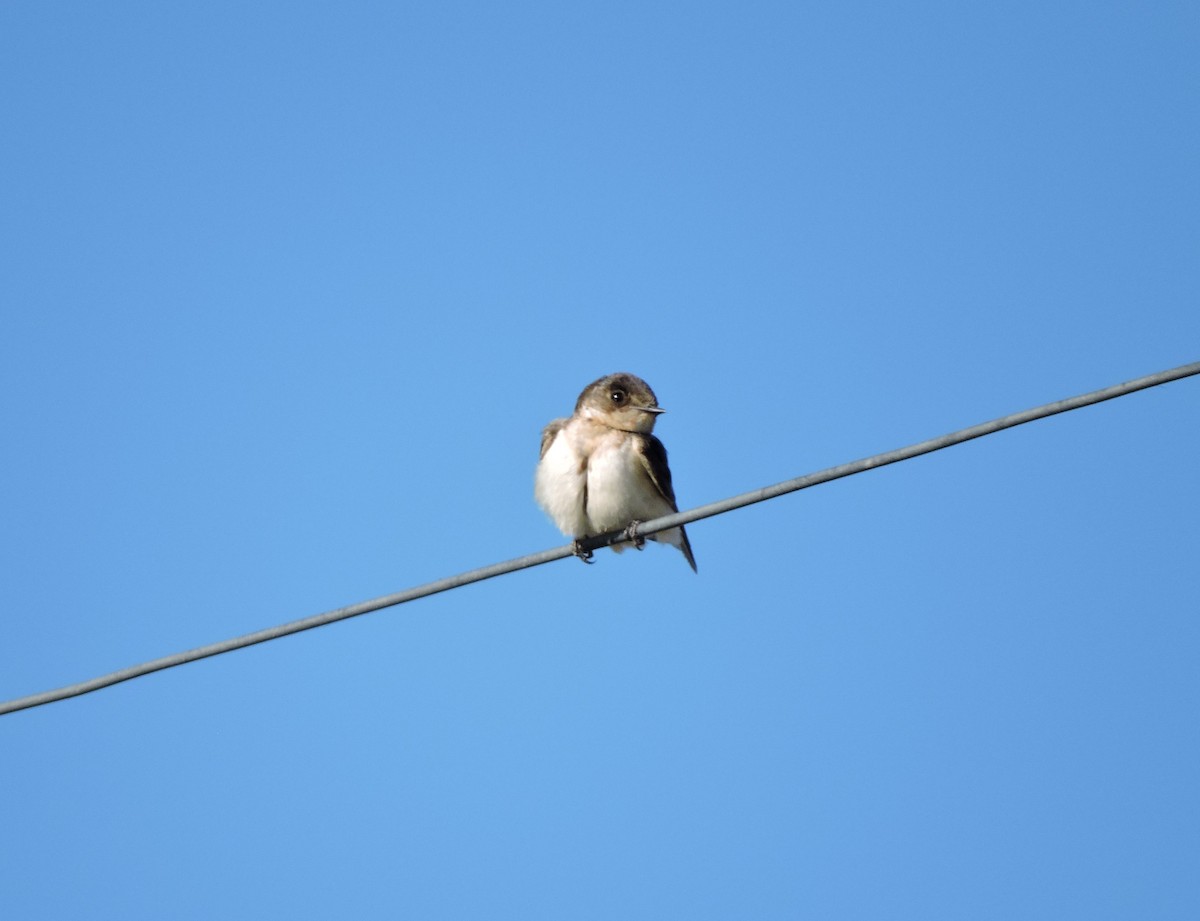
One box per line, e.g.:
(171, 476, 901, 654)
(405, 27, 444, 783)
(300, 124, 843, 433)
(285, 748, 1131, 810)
(572, 538, 595, 564)
(624, 520, 646, 550)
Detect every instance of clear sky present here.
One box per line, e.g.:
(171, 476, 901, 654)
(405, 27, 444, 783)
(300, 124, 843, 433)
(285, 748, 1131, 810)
(2, 2, 1198, 919)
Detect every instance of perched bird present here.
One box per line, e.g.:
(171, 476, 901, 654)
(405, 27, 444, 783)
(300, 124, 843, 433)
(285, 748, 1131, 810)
(535, 372, 697, 572)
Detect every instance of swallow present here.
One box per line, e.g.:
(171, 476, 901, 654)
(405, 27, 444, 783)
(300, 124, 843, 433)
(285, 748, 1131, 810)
(535, 372, 696, 571)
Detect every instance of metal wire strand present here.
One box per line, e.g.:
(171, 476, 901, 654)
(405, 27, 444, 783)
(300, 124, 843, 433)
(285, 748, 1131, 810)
(2, 361, 1197, 716)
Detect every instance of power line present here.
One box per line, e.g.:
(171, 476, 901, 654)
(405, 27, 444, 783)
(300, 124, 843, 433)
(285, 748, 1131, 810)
(2, 360, 1197, 716)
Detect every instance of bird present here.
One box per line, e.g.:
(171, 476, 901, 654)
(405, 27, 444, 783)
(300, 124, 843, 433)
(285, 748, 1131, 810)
(535, 372, 697, 572)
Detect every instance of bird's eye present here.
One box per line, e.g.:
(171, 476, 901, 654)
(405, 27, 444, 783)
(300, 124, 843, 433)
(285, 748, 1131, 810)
(611, 390, 625, 404)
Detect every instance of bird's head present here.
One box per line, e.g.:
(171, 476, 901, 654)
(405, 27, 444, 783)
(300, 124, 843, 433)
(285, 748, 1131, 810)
(575, 372, 665, 434)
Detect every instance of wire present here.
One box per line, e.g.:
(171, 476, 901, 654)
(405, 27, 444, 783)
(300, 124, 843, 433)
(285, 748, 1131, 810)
(2, 361, 1197, 716)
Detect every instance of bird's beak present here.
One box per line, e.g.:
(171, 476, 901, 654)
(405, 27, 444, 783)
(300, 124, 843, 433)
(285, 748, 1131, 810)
(642, 406, 666, 414)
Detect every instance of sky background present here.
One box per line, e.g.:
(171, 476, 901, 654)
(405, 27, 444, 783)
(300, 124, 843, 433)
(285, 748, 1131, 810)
(2, 2, 1198, 918)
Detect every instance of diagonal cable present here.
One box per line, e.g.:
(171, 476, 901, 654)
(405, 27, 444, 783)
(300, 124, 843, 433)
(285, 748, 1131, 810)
(2, 360, 1197, 716)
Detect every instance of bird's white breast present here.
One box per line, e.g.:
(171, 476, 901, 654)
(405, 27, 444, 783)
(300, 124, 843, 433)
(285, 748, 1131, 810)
(583, 436, 673, 534)
(535, 418, 677, 544)
(534, 426, 590, 538)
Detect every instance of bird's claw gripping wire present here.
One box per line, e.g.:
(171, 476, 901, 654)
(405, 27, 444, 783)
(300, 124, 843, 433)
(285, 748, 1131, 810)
(572, 539, 595, 564)
(624, 520, 646, 550)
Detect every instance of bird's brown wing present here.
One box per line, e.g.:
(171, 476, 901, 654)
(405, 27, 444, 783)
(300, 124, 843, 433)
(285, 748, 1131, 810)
(636, 434, 679, 508)
(539, 418, 566, 460)
(635, 434, 698, 572)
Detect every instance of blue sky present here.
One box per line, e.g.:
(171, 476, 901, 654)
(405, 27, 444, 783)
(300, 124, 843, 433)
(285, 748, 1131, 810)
(2, 2, 1198, 918)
